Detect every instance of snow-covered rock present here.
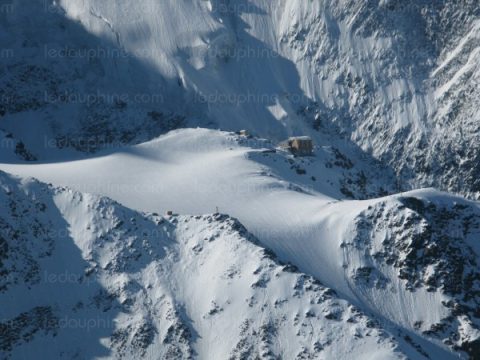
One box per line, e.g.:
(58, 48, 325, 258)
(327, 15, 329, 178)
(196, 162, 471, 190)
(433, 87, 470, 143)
(344, 192, 480, 357)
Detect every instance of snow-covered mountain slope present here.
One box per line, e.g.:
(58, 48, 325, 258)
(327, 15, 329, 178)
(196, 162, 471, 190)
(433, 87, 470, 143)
(1, 0, 480, 196)
(343, 191, 480, 356)
(2, 1, 480, 358)
(0, 0, 189, 159)
(0, 170, 411, 359)
(2, 129, 479, 358)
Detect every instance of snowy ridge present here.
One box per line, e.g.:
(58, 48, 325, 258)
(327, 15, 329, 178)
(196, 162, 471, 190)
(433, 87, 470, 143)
(1, 130, 478, 358)
(0, 171, 407, 359)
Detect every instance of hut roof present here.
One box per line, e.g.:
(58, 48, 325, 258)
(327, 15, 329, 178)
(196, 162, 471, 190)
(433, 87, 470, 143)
(289, 136, 312, 141)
